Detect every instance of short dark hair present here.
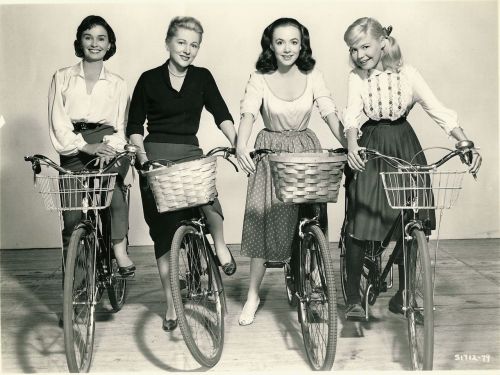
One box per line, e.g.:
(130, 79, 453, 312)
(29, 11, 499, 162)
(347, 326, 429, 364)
(74, 15, 116, 61)
(256, 18, 315, 74)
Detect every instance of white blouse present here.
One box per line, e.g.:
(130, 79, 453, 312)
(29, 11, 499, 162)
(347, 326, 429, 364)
(240, 69, 337, 131)
(342, 64, 459, 137)
(48, 61, 129, 156)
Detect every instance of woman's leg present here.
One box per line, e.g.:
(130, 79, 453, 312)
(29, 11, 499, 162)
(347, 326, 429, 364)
(156, 252, 177, 320)
(201, 205, 232, 265)
(239, 257, 266, 325)
(110, 181, 133, 268)
(345, 236, 365, 305)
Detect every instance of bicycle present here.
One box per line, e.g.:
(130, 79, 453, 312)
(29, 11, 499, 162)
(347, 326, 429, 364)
(250, 148, 347, 371)
(338, 140, 477, 370)
(24, 144, 139, 373)
(140, 146, 238, 368)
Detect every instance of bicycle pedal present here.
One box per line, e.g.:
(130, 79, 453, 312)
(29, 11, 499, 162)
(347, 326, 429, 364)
(264, 261, 285, 268)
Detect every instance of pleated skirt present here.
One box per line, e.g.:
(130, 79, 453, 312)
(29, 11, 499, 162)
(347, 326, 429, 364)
(346, 118, 436, 241)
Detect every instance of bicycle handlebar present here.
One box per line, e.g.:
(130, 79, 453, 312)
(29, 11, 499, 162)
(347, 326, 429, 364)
(140, 146, 239, 173)
(360, 140, 476, 174)
(249, 147, 347, 159)
(24, 143, 140, 175)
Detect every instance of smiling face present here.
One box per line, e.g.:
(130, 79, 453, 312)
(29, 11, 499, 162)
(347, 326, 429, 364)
(166, 27, 201, 70)
(80, 25, 110, 63)
(349, 32, 385, 71)
(270, 25, 301, 68)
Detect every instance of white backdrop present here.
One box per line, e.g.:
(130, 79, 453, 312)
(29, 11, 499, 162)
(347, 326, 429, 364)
(0, 0, 498, 249)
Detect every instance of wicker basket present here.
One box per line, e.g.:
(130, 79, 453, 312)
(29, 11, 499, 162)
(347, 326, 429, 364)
(269, 152, 347, 204)
(144, 156, 218, 213)
(34, 173, 117, 211)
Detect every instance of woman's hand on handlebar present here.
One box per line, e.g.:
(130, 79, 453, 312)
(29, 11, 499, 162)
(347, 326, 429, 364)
(347, 144, 366, 172)
(82, 143, 116, 158)
(469, 148, 482, 176)
(236, 144, 256, 175)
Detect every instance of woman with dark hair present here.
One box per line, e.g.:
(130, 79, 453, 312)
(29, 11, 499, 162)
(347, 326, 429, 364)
(236, 17, 346, 326)
(127, 16, 237, 332)
(49, 15, 134, 280)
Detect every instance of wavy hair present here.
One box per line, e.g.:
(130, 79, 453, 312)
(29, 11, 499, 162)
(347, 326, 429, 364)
(344, 17, 403, 72)
(166, 16, 204, 43)
(74, 15, 116, 61)
(256, 18, 315, 73)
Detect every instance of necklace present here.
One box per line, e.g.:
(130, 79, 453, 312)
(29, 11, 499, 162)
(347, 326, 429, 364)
(168, 66, 187, 78)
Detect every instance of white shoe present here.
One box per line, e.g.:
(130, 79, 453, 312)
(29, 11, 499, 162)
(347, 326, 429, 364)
(238, 297, 260, 326)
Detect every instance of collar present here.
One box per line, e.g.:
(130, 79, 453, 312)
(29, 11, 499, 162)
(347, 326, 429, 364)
(365, 67, 393, 78)
(70, 61, 108, 80)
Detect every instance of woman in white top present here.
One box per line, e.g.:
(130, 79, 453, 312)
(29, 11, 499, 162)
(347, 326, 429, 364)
(341, 17, 482, 319)
(48, 15, 134, 277)
(236, 17, 345, 325)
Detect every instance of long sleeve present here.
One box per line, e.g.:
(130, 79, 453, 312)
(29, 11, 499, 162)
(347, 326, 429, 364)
(240, 72, 264, 120)
(202, 69, 233, 127)
(126, 74, 147, 137)
(103, 79, 129, 150)
(407, 66, 459, 135)
(48, 71, 87, 155)
(342, 71, 368, 137)
(311, 69, 337, 119)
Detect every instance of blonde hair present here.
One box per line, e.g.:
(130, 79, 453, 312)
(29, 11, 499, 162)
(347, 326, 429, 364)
(344, 17, 403, 72)
(166, 16, 204, 43)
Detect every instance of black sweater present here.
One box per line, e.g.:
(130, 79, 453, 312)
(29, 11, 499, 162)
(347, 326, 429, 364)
(126, 61, 233, 146)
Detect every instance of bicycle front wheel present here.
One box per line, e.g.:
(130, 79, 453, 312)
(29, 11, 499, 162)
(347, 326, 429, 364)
(170, 225, 225, 368)
(63, 227, 97, 373)
(107, 259, 127, 312)
(298, 224, 337, 371)
(406, 228, 434, 370)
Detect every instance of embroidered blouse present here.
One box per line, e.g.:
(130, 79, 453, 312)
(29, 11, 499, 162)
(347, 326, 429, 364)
(240, 68, 337, 131)
(342, 64, 459, 137)
(48, 61, 129, 156)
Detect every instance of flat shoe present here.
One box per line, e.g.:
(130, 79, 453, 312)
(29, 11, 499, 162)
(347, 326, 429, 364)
(238, 297, 260, 326)
(345, 303, 365, 320)
(118, 264, 136, 279)
(388, 290, 404, 315)
(162, 318, 178, 332)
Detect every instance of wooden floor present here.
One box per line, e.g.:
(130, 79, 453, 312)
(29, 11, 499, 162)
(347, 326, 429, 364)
(1, 239, 499, 373)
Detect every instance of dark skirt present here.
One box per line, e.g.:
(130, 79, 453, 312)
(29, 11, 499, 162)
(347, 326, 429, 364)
(346, 118, 436, 241)
(240, 128, 325, 261)
(60, 126, 129, 242)
(140, 142, 223, 259)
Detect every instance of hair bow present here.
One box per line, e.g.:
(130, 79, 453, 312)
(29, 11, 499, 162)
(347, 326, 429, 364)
(384, 25, 393, 36)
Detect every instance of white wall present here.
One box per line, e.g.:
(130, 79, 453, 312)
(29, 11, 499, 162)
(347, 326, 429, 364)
(0, 0, 498, 249)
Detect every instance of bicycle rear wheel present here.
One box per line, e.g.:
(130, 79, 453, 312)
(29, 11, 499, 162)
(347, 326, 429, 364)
(107, 259, 127, 311)
(298, 224, 337, 371)
(63, 227, 97, 373)
(406, 228, 434, 370)
(170, 225, 225, 368)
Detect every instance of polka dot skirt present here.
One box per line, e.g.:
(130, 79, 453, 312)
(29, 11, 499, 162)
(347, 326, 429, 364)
(240, 128, 322, 261)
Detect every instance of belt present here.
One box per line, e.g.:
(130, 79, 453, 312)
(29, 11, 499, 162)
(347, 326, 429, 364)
(73, 122, 103, 131)
(363, 117, 407, 127)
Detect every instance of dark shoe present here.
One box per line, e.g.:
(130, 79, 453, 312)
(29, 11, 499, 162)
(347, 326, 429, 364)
(388, 290, 404, 315)
(58, 316, 64, 328)
(221, 251, 237, 276)
(118, 264, 136, 279)
(345, 303, 365, 320)
(162, 318, 178, 332)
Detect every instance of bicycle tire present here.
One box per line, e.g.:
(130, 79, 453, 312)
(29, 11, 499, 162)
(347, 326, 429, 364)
(298, 224, 337, 371)
(63, 227, 97, 373)
(107, 259, 127, 312)
(407, 228, 434, 370)
(284, 262, 298, 306)
(170, 225, 225, 368)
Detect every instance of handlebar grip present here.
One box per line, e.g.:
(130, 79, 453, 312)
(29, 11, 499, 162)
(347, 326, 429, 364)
(455, 140, 474, 150)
